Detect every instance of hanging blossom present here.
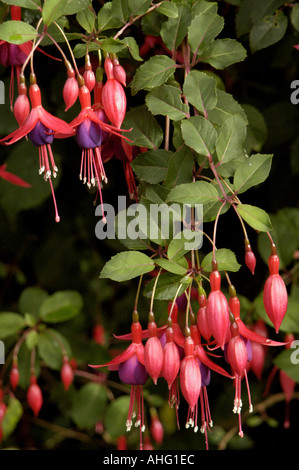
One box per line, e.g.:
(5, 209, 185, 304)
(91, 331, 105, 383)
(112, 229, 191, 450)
(89, 311, 148, 450)
(0, 74, 75, 222)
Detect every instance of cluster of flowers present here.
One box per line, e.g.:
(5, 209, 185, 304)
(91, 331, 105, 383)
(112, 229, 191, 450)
(91, 243, 289, 450)
(0, 6, 137, 222)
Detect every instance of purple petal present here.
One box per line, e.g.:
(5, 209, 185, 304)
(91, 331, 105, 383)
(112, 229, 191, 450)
(76, 118, 102, 149)
(118, 354, 149, 386)
(29, 121, 54, 146)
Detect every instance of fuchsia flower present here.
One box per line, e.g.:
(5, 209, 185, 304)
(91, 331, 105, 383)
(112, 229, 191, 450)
(0, 75, 75, 222)
(244, 238, 256, 275)
(89, 313, 148, 449)
(143, 314, 164, 385)
(263, 246, 288, 333)
(206, 265, 230, 350)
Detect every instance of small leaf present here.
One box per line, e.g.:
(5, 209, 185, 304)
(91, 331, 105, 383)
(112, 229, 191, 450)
(18, 287, 48, 319)
(76, 8, 95, 33)
(122, 107, 163, 149)
(131, 55, 176, 94)
(2, 0, 41, 9)
(234, 153, 273, 194)
(71, 383, 108, 429)
(100, 251, 155, 282)
(188, 11, 224, 54)
(160, 3, 192, 51)
(167, 181, 219, 206)
(181, 115, 217, 156)
(208, 90, 248, 126)
(143, 273, 191, 300)
(0, 20, 37, 44)
(167, 229, 203, 260)
(131, 149, 173, 184)
(104, 396, 130, 438)
(2, 397, 23, 439)
(154, 258, 188, 276)
(42, 0, 70, 26)
(183, 70, 217, 116)
(37, 329, 71, 369)
(201, 248, 241, 272)
(97, 2, 123, 31)
(0, 313, 26, 339)
(236, 204, 273, 232)
(201, 38, 247, 69)
(163, 145, 194, 189)
(40, 291, 83, 323)
(128, 0, 152, 17)
(250, 11, 288, 53)
(146, 85, 189, 121)
(216, 114, 247, 165)
(157, 2, 178, 18)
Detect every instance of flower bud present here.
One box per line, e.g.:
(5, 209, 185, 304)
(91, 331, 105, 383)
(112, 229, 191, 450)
(9, 363, 20, 390)
(144, 320, 164, 384)
(83, 54, 96, 91)
(244, 239, 256, 275)
(226, 323, 248, 377)
(161, 326, 180, 389)
(113, 58, 126, 87)
(150, 412, 164, 445)
(61, 359, 74, 391)
(197, 293, 211, 342)
(180, 337, 201, 413)
(206, 267, 230, 349)
(27, 377, 43, 416)
(101, 78, 127, 129)
(263, 251, 288, 333)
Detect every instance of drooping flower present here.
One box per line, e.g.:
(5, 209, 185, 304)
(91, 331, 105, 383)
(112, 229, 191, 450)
(0, 74, 75, 221)
(89, 312, 148, 449)
(263, 246, 288, 333)
(144, 313, 164, 384)
(101, 55, 127, 129)
(206, 264, 230, 350)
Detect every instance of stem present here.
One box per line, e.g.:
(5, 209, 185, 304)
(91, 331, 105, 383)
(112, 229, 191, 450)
(150, 268, 162, 314)
(134, 274, 144, 312)
(53, 21, 80, 76)
(45, 32, 70, 64)
(113, 3, 163, 40)
(232, 203, 249, 240)
(164, 115, 170, 151)
(21, 17, 44, 75)
(185, 282, 192, 329)
(212, 201, 226, 264)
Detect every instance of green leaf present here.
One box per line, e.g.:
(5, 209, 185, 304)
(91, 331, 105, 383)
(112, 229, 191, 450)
(201, 248, 241, 272)
(18, 287, 49, 319)
(42, 0, 70, 26)
(234, 154, 273, 194)
(273, 349, 299, 383)
(167, 229, 203, 260)
(167, 180, 219, 206)
(146, 85, 189, 121)
(71, 383, 108, 429)
(100, 37, 128, 54)
(97, 2, 123, 31)
(236, 204, 273, 232)
(25, 330, 39, 350)
(242, 104, 268, 153)
(0, 313, 26, 339)
(143, 272, 191, 300)
(131, 55, 176, 94)
(183, 70, 217, 116)
(208, 89, 248, 126)
(63, 0, 90, 15)
(154, 258, 188, 276)
(111, 0, 130, 23)
(131, 150, 173, 184)
(291, 4, 299, 32)
(122, 107, 163, 149)
(250, 11, 288, 53)
(188, 11, 224, 54)
(181, 116, 217, 156)
(76, 8, 95, 33)
(114, 210, 151, 250)
(157, 2, 178, 18)
(2, 397, 23, 440)
(104, 396, 130, 438)
(2, 0, 41, 9)
(100, 251, 155, 282)
(216, 114, 247, 165)
(160, 3, 192, 51)
(40, 291, 83, 323)
(37, 329, 71, 369)
(0, 20, 37, 44)
(201, 39, 247, 69)
(121, 36, 143, 61)
(163, 145, 194, 189)
(128, 0, 152, 17)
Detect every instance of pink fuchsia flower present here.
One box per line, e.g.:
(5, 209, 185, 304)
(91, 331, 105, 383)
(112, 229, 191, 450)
(144, 314, 164, 385)
(225, 321, 253, 438)
(0, 75, 75, 222)
(206, 265, 230, 350)
(89, 312, 148, 449)
(263, 246, 288, 333)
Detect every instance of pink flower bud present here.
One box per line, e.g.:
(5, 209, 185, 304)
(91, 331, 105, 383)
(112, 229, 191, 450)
(180, 337, 201, 414)
(150, 413, 164, 445)
(206, 268, 230, 349)
(9, 364, 20, 390)
(226, 324, 248, 377)
(113, 59, 126, 87)
(0, 402, 7, 422)
(61, 359, 74, 391)
(244, 239, 256, 275)
(104, 56, 114, 80)
(161, 326, 180, 389)
(101, 78, 127, 129)
(63, 77, 79, 111)
(197, 294, 211, 342)
(263, 252, 288, 333)
(144, 321, 164, 385)
(27, 378, 43, 416)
